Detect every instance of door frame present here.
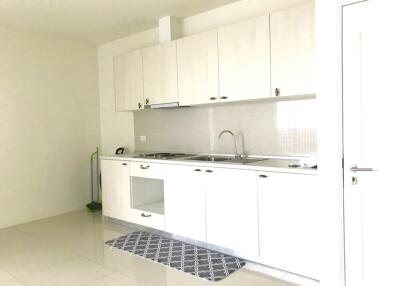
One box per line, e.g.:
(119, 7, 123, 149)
(316, 1, 368, 286)
(341, 2, 369, 286)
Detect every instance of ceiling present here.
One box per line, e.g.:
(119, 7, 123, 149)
(0, 0, 239, 44)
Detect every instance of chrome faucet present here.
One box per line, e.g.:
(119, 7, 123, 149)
(218, 130, 241, 159)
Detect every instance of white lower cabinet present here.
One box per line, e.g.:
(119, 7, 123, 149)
(164, 165, 259, 258)
(205, 168, 259, 258)
(101, 160, 131, 221)
(130, 161, 165, 231)
(164, 165, 207, 241)
(129, 161, 164, 179)
(131, 208, 165, 230)
(257, 171, 318, 278)
(101, 159, 318, 278)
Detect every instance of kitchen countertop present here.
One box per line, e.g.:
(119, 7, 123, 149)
(100, 153, 318, 175)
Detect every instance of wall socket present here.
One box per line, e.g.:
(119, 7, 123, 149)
(140, 135, 147, 142)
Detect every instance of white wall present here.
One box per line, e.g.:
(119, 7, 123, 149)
(0, 27, 99, 228)
(98, 0, 311, 156)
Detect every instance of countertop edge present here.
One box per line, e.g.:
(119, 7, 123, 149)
(99, 155, 318, 175)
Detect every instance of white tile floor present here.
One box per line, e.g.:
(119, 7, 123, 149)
(0, 211, 299, 286)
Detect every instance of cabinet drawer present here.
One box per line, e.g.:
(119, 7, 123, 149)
(132, 209, 165, 231)
(129, 162, 164, 179)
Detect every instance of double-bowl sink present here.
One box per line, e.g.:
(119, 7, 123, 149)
(182, 155, 266, 165)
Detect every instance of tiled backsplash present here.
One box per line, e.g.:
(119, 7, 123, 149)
(134, 98, 317, 157)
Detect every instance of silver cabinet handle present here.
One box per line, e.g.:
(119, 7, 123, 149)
(220, 96, 228, 100)
(350, 165, 373, 172)
(275, 88, 280, 96)
(138, 102, 142, 109)
(141, 213, 151, 218)
(205, 170, 213, 173)
(259, 174, 268, 178)
(209, 97, 216, 101)
(140, 165, 150, 169)
(194, 169, 201, 172)
(122, 163, 128, 166)
(145, 98, 150, 105)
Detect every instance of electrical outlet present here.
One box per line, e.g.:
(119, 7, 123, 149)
(140, 135, 147, 142)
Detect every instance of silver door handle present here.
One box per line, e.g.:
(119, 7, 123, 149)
(140, 165, 150, 169)
(350, 165, 373, 172)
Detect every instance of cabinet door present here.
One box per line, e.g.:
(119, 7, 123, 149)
(164, 165, 206, 242)
(101, 160, 131, 221)
(177, 30, 219, 105)
(205, 168, 259, 257)
(113, 50, 144, 111)
(270, 2, 315, 97)
(218, 15, 270, 102)
(142, 41, 178, 105)
(258, 172, 318, 279)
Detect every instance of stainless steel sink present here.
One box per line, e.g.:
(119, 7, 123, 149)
(188, 155, 231, 162)
(185, 155, 266, 164)
(223, 157, 266, 164)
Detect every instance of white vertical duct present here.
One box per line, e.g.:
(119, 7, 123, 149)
(158, 16, 182, 43)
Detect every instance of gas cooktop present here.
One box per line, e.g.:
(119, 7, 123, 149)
(137, 153, 193, 160)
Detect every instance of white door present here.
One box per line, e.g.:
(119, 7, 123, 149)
(101, 160, 131, 221)
(343, 1, 400, 285)
(142, 41, 178, 105)
(258, 172, 319, 279)
(164, 165, 206, 242)
(218, 15, 270, 102)
(205, 168, 259, 258)
(270, 2, 315, 97)
(177, 30, 219, 106)
(113, 50, 144, 111)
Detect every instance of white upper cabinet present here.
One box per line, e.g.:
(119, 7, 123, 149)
(164, 165, 207, 242)
(205, 168, 259, 258)
(101, 160, 132, 221)
(113, 3, 315, 109)
(113, 50, 144, 111)
(177, 30, 219, 106)
(142, 41, 179, 105)
(218, 15, 270, 102)
(270, 2, 315, 97)
(258, 172, 319, 279)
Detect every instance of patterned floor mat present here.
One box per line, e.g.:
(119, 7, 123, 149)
(105, 231, 246, 282)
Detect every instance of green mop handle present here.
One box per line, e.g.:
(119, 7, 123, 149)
(90, 147, 98, 202)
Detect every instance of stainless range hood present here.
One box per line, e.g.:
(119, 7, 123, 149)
(145, 102, 180, 109)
